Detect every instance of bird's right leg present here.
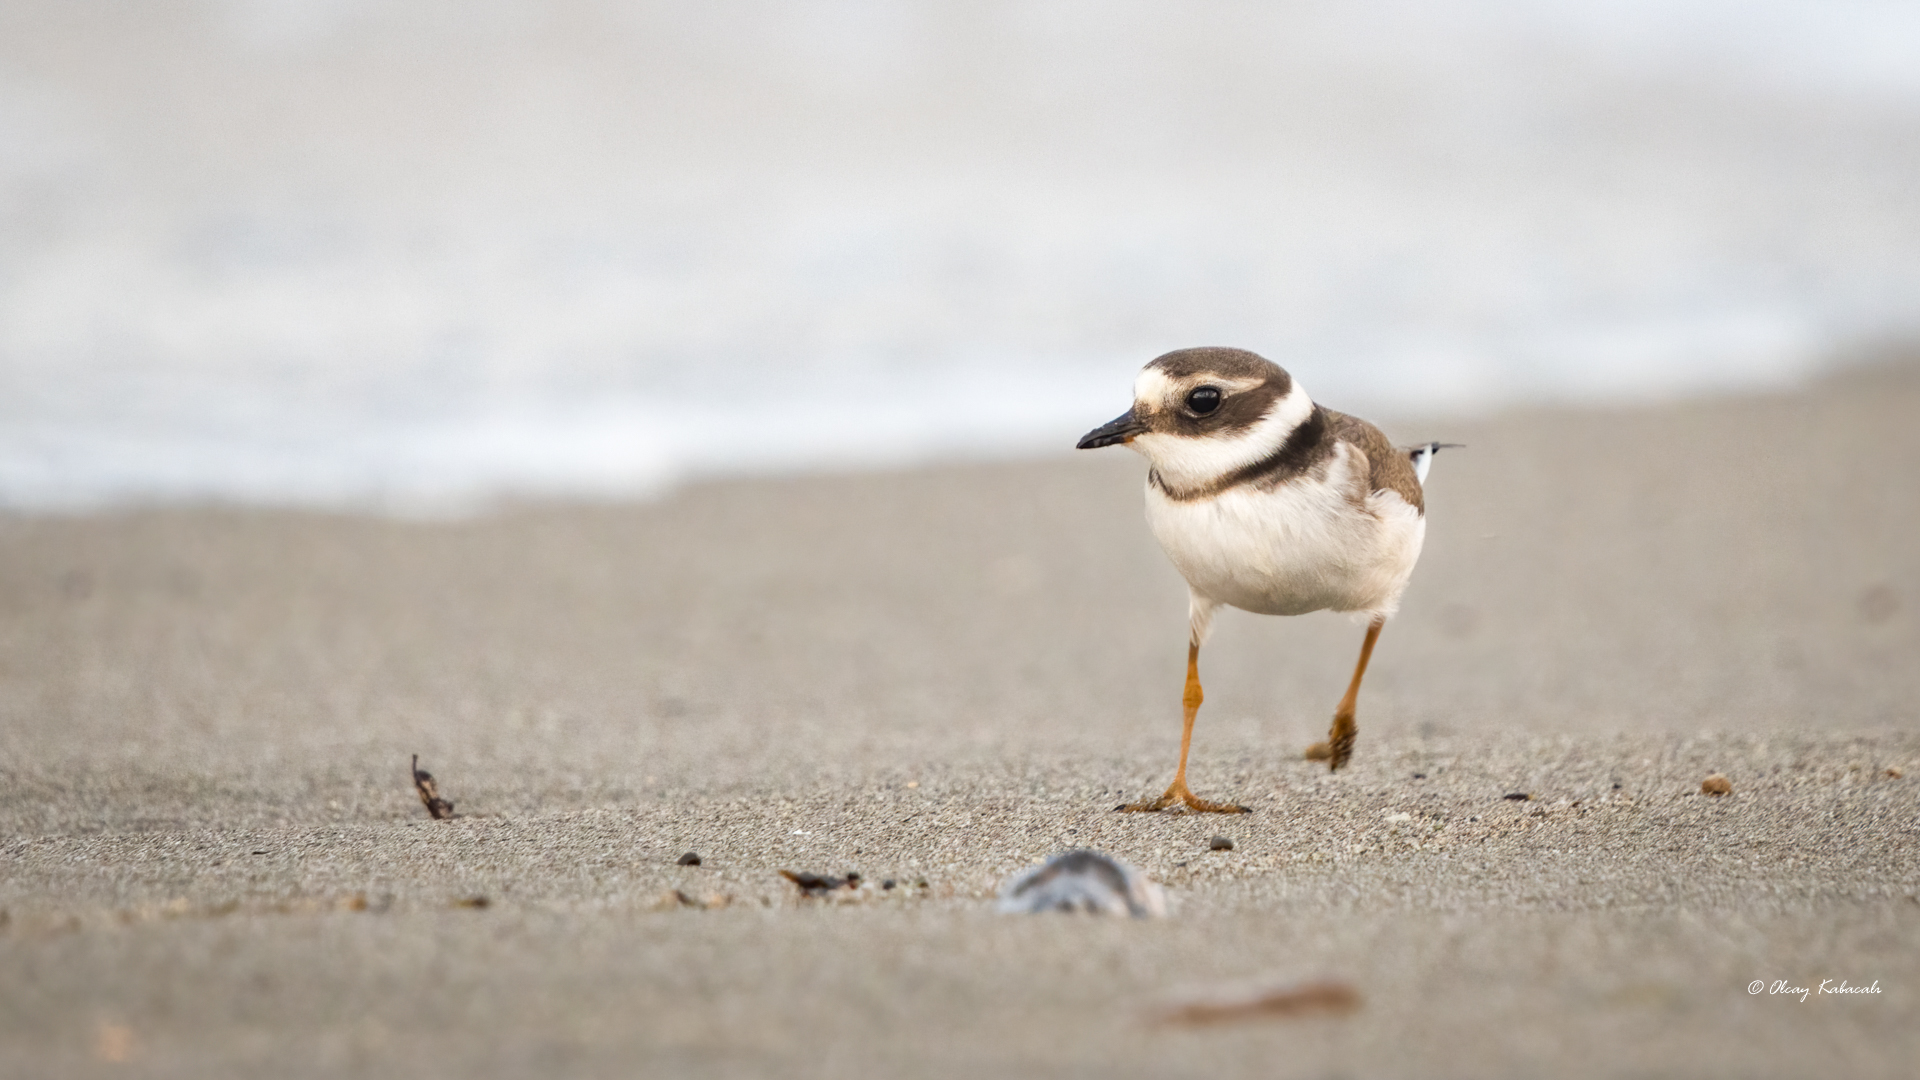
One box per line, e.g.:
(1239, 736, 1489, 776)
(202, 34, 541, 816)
(1119, 630, 1248, 814)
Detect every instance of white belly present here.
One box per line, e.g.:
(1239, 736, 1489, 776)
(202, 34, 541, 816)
(1144, 453, 1426, 617)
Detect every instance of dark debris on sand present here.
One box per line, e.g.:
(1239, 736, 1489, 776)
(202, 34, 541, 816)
(780, 870, 860, 895)
(411, 755, 456, 820)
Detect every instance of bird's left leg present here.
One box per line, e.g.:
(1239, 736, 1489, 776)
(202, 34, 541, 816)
(1314, 616, 1384, 771)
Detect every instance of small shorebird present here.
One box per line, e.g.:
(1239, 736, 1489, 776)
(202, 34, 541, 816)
(1077, 347, 1454, 813)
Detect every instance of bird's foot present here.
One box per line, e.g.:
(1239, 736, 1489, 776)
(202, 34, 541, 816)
(1325, 712, 1356, 772)
(1116, 779, 1248, 814)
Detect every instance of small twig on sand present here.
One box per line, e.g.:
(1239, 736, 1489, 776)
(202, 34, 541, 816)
(412, 755, 456, 820)
(1158, 981, 1362, 1025)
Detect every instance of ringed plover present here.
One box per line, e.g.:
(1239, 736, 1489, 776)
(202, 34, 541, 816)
(1077, 346, 1456, 813)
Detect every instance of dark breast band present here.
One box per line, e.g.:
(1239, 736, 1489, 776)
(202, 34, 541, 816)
(1149, 405, 1333, 502)
(1150, 405, 1427, 514)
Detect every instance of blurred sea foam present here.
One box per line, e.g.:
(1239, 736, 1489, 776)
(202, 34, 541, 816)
(3, 0, 1918, 511)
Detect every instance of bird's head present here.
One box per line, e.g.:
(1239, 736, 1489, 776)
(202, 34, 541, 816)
(1076, 347, 1314, 492)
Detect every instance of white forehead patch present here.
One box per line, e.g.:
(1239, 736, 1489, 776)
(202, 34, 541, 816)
(1133, 367, 1177, 407)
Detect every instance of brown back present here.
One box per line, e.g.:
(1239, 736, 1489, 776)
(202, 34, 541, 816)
(1324, 409, 1424, 513)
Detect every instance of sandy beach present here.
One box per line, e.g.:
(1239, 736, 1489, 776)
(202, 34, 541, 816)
(3, 361, 1918, 1078)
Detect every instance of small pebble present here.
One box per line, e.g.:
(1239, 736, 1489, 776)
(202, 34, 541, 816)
(1411, 773, 1426, 780)
(882, 879, 896, 890)
(1502, 792, 1529, 801)
(1887, 767, 1905, 780)
(1209, 835, 1234, 851)
(1701, 774, 1732, 796)
(676, 851, 701, 866)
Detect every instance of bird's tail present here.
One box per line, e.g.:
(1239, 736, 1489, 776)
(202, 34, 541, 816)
(1406, 442, 1464, 484)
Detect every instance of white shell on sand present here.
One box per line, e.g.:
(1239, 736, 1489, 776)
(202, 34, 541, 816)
(996, 850, 1167, 918)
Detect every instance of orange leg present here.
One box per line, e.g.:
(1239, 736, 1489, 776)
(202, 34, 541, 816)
(1319, 617, 1384, 772)
(1119, 643, 1249, 814)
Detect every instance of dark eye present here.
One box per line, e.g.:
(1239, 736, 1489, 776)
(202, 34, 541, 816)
(1185, 386, 1222, 415)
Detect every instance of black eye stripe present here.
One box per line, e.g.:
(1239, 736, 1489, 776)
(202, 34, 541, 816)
(1185, 386, 1222, 414)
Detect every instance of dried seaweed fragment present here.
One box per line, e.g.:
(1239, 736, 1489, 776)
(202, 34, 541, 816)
(1159, 981, 1362, 1025)
(780, 869, 860, 894)
(412, 754, 456, 820)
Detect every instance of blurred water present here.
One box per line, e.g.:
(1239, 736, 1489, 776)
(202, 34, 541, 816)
(2, 0, 1918, 511)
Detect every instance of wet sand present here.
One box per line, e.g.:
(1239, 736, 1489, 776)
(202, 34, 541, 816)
(3, 362, 1918, 1078)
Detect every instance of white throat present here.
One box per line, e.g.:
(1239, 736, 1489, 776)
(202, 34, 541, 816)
(1129, 384, 1314, 492)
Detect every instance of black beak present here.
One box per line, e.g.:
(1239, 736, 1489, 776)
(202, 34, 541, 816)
(1076, 408, 1147, 450)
